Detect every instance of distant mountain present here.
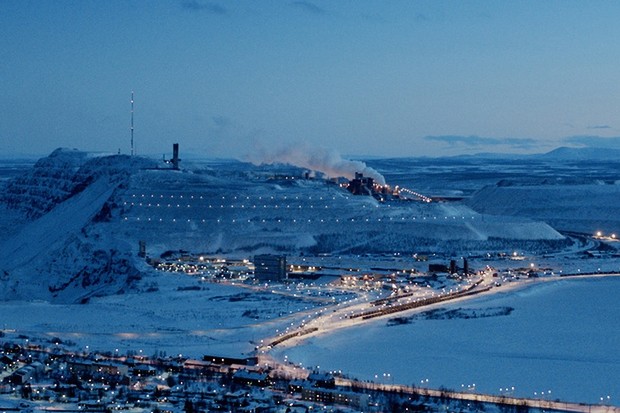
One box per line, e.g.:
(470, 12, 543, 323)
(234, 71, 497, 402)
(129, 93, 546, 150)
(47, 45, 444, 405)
(446, 152, 533, 160)
(381, 146, 620, 161)
(539, 146, 620, 160)
(447, 146, 620, 161)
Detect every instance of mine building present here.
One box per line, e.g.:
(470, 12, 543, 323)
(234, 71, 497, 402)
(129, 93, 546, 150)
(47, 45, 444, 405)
(428, 263, 450, 273)
(253, 254, 287, 282)
(347, 172, 374, 196)
(430, 258, 471, 275)
(162, 143, 181, 169)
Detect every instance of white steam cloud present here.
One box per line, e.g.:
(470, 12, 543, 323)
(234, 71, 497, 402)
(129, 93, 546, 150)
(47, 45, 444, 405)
(246, 143, 386, 185)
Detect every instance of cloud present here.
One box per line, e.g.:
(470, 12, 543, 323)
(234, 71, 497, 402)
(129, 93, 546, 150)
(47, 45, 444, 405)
(562, 135, 620, 149)
(180, 1, 226, 14)
(415, 13, 430, 21)
(290, 1, 327, 16)
(587, 125, 611, 130)
(211, 115, 230, 128)
(424, 135, 537, 149)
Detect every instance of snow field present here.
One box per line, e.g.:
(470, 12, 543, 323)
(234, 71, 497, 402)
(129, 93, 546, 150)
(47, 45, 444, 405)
(0, 271, 325, 358)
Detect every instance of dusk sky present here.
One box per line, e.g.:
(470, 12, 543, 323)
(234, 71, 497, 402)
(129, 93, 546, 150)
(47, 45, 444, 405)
(3, 0, 620, 159)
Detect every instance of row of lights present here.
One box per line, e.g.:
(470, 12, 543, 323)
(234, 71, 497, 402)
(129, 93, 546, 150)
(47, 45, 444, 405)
(126, 202, 334, 209)
(595, 231, 617, 239)
(122, 216, 476, 223)
(131, 193, 342, 201)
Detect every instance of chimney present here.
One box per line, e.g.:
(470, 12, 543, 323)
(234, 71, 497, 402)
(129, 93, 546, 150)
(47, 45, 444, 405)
(172, 143, 179, 169)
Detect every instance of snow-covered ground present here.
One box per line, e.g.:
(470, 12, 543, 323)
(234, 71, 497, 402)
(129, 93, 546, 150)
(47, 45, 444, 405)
(1, 272, 617, 406)
(1, 149, 620, 408)
(273, 276, 620, 406)
(0, 270, 324, 358)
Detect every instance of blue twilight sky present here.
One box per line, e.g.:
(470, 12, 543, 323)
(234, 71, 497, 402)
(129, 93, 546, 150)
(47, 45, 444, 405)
(3, 0, 620, 159)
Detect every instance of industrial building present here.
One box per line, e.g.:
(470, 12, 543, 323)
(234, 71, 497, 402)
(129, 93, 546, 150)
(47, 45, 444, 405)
(253, 254, 287, 282)
(429, 258, 470, 275)
(347, 172, 375, 196)
(162, 143, 181, 169)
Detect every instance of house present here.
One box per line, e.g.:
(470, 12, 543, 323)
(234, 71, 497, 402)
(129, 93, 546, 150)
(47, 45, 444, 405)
(307, 372, 336, 389)
(300, 385, 369, 410)
(232, 369, 269, 387)
(132, 364, 158, 376)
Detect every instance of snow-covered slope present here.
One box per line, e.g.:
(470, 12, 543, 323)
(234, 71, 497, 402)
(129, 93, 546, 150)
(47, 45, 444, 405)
(467, 182, 620, 234)
(0, 176, 140, 302)
(108, 166, 563, 256)
(0, 149, 155, 303)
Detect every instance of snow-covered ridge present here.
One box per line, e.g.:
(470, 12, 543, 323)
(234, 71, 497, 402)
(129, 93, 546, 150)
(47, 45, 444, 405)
(1, 147, 155, 218)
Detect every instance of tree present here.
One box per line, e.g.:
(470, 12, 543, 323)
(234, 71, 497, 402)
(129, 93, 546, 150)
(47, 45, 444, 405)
(21, 383, 33, 399)
(183, 399, 194, 413)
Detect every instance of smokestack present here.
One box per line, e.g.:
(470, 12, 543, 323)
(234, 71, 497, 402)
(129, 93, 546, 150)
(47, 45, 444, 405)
(450, 260, 457, 274)
(172, 143, 179, 169)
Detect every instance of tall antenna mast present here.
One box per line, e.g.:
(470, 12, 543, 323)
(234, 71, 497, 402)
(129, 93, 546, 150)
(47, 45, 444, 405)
(130, 91, 134, 156)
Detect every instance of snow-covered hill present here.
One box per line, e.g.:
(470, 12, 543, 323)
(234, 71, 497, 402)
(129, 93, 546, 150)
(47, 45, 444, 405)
(467, 182, 620, 235)
(0, 149, 565, 303)
(0, 149, 155, 302)
(108, 162, 563, 254)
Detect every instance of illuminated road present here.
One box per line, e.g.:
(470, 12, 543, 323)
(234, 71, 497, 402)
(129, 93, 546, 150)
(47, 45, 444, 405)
(337, 378, 620, 413)
(259, 271, 497, 349)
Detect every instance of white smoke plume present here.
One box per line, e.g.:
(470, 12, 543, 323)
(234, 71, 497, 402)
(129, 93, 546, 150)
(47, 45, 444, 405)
(245, 143, 386, 185)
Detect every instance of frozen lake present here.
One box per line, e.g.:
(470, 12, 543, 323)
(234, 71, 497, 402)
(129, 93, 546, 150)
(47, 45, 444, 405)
(274, 276, 620, 406)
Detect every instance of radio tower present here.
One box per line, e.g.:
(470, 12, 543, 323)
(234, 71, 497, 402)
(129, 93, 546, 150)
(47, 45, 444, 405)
(130, 91, 135, 156)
